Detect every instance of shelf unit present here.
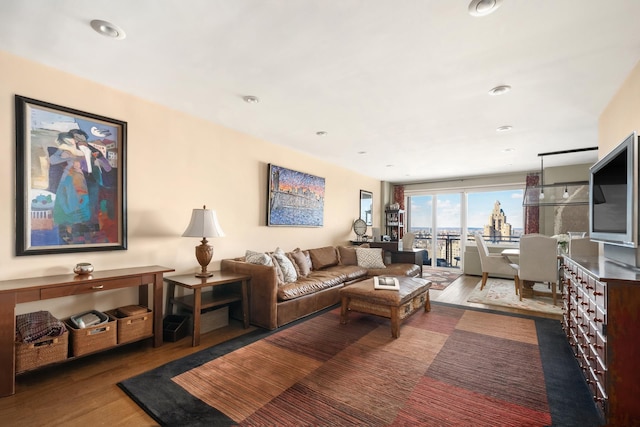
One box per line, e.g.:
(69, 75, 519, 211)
(385, 209, 404, 241)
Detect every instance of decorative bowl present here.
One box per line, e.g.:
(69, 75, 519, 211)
(74, 263, 94, 275)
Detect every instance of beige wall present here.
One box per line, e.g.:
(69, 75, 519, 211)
(0, 51, 380, 316)
(600, 59, 640, 156)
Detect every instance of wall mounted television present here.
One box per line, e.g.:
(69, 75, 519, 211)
(589, 131, 640, 267)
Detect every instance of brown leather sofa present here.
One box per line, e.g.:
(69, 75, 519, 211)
(221, 245, 421, 330)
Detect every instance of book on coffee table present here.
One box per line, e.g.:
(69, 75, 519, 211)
(374, 276, 400, 290)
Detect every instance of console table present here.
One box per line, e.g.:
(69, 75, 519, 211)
(0, 265, 174, 397)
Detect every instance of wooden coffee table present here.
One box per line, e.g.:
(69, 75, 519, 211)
(339, 276, 431, 338)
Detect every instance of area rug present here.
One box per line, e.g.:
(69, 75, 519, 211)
(467, 278, 563, 316)
(421, 267, 462, 290)
(119, 303, 602, 427)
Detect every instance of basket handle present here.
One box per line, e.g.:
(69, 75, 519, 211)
(87, 325, 110, 336)
(126, 316, 148, 325)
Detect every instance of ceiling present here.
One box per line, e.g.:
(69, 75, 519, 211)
(2, 1, 640, 183)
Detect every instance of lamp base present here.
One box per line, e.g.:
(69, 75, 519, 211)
(195, 271, 214, 278)
(194, 239, 214, 279)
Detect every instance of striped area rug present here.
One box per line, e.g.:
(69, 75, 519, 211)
(119, 303, 602, 426)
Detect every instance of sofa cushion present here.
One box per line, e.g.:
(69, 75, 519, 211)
(273, 247, 298, 283)
(367, 263, 421, 278)
(277, 274, 345, 301)
(324, 264, 368, 282)
(337, 246, 357, 265)
(287, 248, 311, 277)
(356, 247, 386, 269)
(245, 250, 273, 266)
(308, 246, 339, 270)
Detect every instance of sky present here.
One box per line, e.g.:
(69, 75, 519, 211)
(409, 189, 524, 230)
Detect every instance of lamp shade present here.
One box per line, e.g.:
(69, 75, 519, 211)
(182, 206, 225, 238)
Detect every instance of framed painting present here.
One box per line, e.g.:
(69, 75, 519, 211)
(267, 164, 325, 227)
(15, 95, 127, 255)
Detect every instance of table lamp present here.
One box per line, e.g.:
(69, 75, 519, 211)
(182, 205, 225, 277)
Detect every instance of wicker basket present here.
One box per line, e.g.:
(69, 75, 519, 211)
(105, 306, 153, 344)
(65, 317, 117, 357)
(15, 331, 69, 373)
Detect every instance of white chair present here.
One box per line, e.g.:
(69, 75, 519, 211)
(401, 232, 415, 251)
(516, 234, 559, 305)
(473, 232, 519, 294)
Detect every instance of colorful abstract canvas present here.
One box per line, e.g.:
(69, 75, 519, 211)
(267, 164, 325, 227)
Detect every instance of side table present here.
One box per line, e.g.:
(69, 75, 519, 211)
(164, 271, 251, 346)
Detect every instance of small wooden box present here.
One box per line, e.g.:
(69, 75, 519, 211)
(65, 317, 117, 357)
(105, 306, 153, 344)
(15, 331, 69, 373)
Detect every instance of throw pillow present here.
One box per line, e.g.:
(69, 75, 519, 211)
(245, 250, 273, 266)
(308, 246, 339, 270)
(356, 247, 386, 269)
(289, 248, 311, 277)
(337, 246, 357, 265)
(273, 247, 298, 283)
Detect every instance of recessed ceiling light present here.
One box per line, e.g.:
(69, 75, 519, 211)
(90, 20, 126, 40)
(502, 147, 514, 152)
(386, 164, 394, 168)
(496, 125, 513, 132)
(242, 95, 259, 104)
(316, 131, 327, 136)
(488, 85, 511, 96)
(468, 0, 503, 17)
(357, 151, 367, 155)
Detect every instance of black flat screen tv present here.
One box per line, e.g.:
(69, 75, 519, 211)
(590, 131, 640, 267)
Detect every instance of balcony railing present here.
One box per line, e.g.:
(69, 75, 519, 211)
(414, 233, 521, 268)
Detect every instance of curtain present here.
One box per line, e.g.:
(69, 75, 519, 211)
(524, 173, 540, 234)
(393, 185, 405, 210)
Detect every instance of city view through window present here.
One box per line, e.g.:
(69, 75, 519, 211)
(407, 189, 524, 268)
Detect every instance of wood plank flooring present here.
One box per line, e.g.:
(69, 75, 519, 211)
(0, 273, 561, 426)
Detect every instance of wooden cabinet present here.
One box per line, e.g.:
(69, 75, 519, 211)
(561, 256, 640, 424)
(385, 209, 404, 241)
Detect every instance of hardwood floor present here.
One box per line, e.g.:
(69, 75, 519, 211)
(0, 274, 561, 426)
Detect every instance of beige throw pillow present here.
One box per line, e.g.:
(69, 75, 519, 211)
(245, 250, 273, 266)
(356, 247, 386, 269)
(289, 248, 311, 277)
(273, 247, 298, 283)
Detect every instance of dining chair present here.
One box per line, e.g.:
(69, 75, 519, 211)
(402, 232, 415, 251)
(516, 234, 559, 305)
(473, 232, 519, 293)
(569, 236, 599, 258)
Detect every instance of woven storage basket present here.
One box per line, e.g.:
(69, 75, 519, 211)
(105, 306, 152, 344)
(65, 317, 117, 357)
(15, 331, 69, 373)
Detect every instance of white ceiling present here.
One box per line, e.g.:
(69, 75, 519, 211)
(2, 1, 640, 183)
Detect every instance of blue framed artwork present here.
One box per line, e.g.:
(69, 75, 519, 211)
(267, 164, 325, 227)
(15, 95, 127, 255)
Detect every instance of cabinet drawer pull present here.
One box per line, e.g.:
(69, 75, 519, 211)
(593, 291, 603, 296)
(587, 309, 595, 314)
(91, 285, 104, 290)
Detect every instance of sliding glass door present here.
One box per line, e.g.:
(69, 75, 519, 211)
(407, 186, 523, 270)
